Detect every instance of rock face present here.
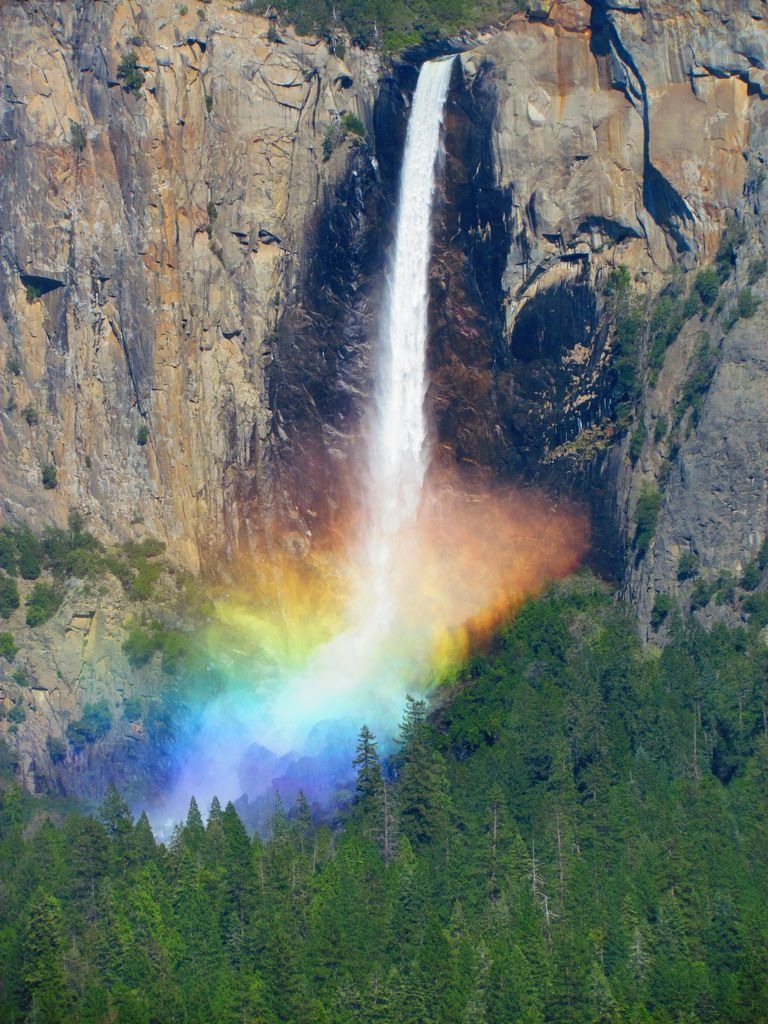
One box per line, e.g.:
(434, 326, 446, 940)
(626, 273, 768, 636)
(2, 0, 765, 592)
(0, 571, 177, 802)
(426, 0, 768, 611)
(0, 0, 382, 570)
(2, 0, 768, 792)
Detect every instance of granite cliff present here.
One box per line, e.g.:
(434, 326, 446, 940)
(428, 0, 768, 630)
(1, 0, 768, 791)
(0, 0, 383, 569)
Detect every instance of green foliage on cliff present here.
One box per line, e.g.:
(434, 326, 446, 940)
(69, 121, 86, 153)
(66, 701, 112, 751)
(0, 518, 171, 607)
(123, 619, 196, 674)
(694, 267, 719, 308)
(0, 633, 18, 660)
(117, 51, 145, 96)
(604, 265, 641, 411)
(25, 583, 63, 627)
(758, 537, 768, 572)
(748, 257, 767, 284)
(46, 736, 67, 763)
(648, 286, 686, 371)
(0, 532, 17, 574)
(276, 0, 528, 50)
(42, 514, 103, 579)
(677, 551, 699, 581)
(628, 423, 645, 463)
(122, 623, 157, 667)
(736, 286, 760, 319)
(16, 529, 42, 580)
(650, 591, 675, 629)
(2, 581, 768, 1022)
(740, 560, 762, 592)
(7, 702, 26, 725)
(715, 213, 747, 283)
(21, 404, 38, 426)
(673, 335, 717, 428)
(0, 575, 20, 619)
(633, 483, 661, 558)
(341, 111, 365, 137)
(322, 112, 366, 160)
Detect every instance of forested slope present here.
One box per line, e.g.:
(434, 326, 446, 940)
(2, 577, 767, 1024)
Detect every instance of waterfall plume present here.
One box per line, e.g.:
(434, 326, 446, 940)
(155, 57, 588, 825)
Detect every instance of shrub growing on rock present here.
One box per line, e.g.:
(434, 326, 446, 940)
(0, 632, 18, 660)
(715, 215, 747, 282)
(16, 529, 42, 579)
(748, 258, 767, 285)
(43, 523, 102, 579)
(758, 537, 768, 572)
(341, 112, 365, 137)
(634, 484, 662, 558)
(0, 530, 18, 574)
(694, 268, 719, 308)
(123, 624, 157, 667)
(7, 703, 26, 725)
(673, 337, 717, 428)
(736, 287, 759, 319)
(0, 574, 20, 619)
(12, 668, 30, 687)
(66, 701, 112, 751)
(628, 424, 645, 463)
(25, 583, 63, 627)
(46, 736, 67, 763)
(117, 51, 144, 96)
(651, 593, 675, 630)
(70, 122, 86, 152)
(740, 561, 762, 592)
(677, 552, 700, 581)
(123, 698, 142, 722)
(648, 292, 685, 371)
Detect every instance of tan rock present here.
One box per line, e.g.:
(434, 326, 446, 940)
(0, 0, 382, 570)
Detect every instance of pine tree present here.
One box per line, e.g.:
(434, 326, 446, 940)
(396, 696, 451, 848)
(354, 725, 383, 802)
(99, 784, 134, 875)
(22, 890, 72, 1023)
(133, 811, 157, 866)
(183, 795, 207, 859)
(353, 725, 394, 858)
(220, 801, 254, 967)
(294, 790, 313, 855)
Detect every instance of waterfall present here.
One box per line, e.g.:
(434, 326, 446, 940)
(364, 55, 455, 611)
(261, 56, 456, 742)
(161, 51, 587, 815)
(212, 57, 457, 755)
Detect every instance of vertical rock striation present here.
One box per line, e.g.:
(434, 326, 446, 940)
(428, 0, 768, 609)
(0, 0, 383, 569)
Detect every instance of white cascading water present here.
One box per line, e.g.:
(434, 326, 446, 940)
(159, 54, 583, 820)
(236, 57, 456, 752)
(364, 55, 455, 618)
